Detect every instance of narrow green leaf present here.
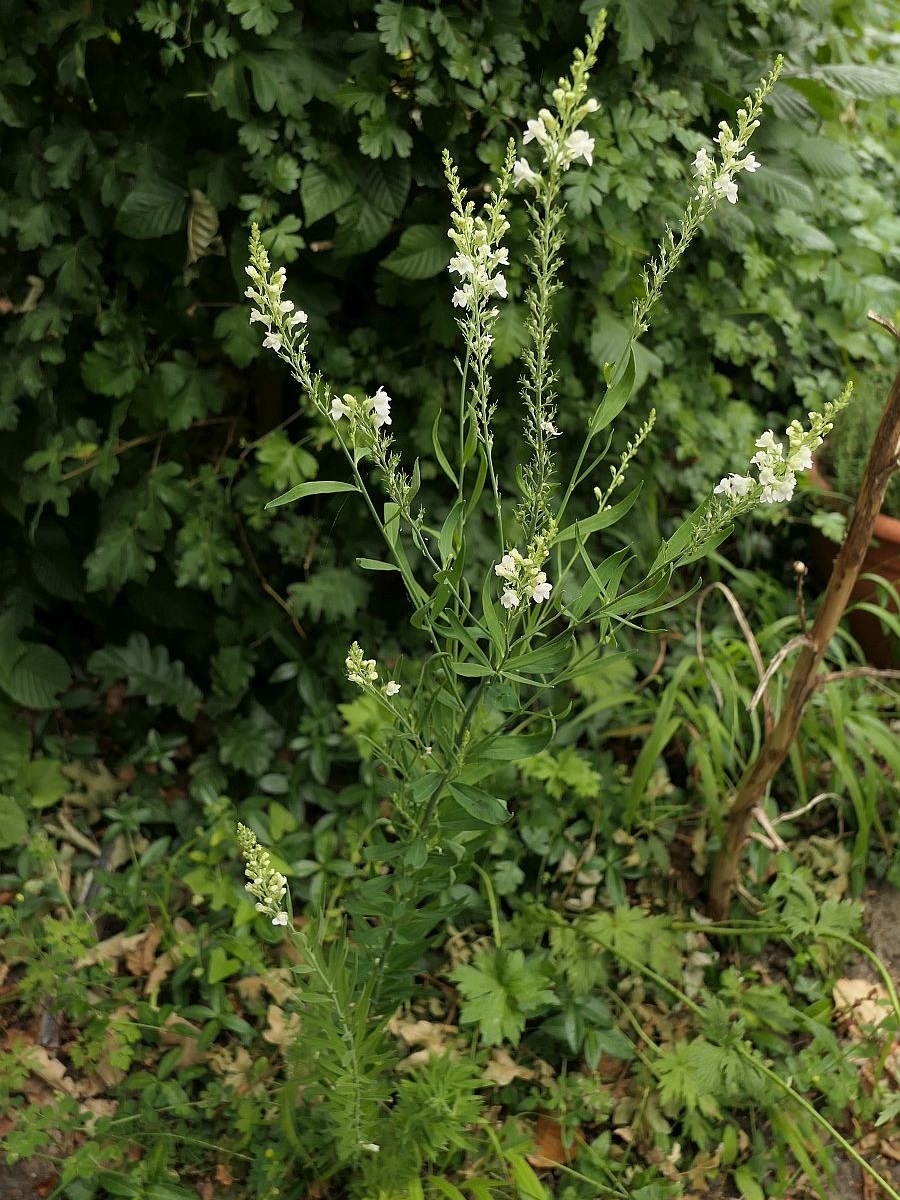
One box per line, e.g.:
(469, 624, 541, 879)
(356, 557, 398, 572)
(589, 348, 636, 435)
(265, 480, 358, 509)
(431, 412, 459, 487)
(447, 782, 509, 825)
(556, 483, 642, 543)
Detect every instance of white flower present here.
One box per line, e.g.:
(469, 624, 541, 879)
(271, 911, 289, 927)
(249, 310, 271, 326)
(760, 474, 796, 504)
(384, 681, 401, 697)
(262, 332, 283, 352)
(755, 430, 782, 454)
(788, 444, 813, 472)
(288, 310, 308, 328)
(451, 287, 471, 309)
(244, 286, 264, 304)
(331, 394, 353, 422)
(540, 420, 561, 437)
(490, 274, 508, 299)
(369, 387, 392, 429)
(279, 300, 295, 314)
(513, 157, 540, 187)
(692, 148, 712, 178)
(713, 473, 753, 498)
(492, 247, 509, 267)
(531, 580, 552, 603)
(360, 1143, 380, 1154)
(501, 588, 520, 610)
(523, 117, 550, 146)
(449, 253, 475, 278)
(494, 553, 518, 580)
(583, 97, 599, 113)
(739, 152, 760, 173)
(714, 176, 739, 205)
(714, 125, 739, 155)
(564, 129, 594, 166)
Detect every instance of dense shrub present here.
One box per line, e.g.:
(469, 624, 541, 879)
(1, 0, 898, 726)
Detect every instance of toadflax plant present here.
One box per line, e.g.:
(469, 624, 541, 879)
(235, 13, 850, 1181)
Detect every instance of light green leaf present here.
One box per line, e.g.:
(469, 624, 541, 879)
(0, 796, 27, 849)
(356, 558, 398, 572)
(265, 480, 359, 510)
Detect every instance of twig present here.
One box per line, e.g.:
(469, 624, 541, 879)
(236, 516, 306, 640)
(708, 353, 900, 920)
(817, 667, 900, 687)
(746, 635, 815, 714)
(695, 583, 774, 733)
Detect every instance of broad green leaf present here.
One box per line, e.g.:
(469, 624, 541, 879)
(301, 161, 354, 226)
(116, 176, 186, 239)
(0, 643, 71, 710)
(17, 757, 67, 809)
(265, 480, 359, 509)
(813, 62, 900, 99)
(475, 731, 553, 761)
(382, 225, 451, 279)
(0, 796, 27, 848)
(611, 0, 676, 61)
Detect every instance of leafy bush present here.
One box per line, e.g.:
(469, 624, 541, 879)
(2, 0, 899, 718)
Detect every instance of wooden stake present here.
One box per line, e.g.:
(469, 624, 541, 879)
(707, 327, 900, 920)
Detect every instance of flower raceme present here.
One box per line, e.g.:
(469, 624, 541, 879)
(714, 396, 851, 510)
(237, 823, 290, 927)
(493, 534, 555, 610)
(345, 641, 400, 698)
(691, 123, 761, 208)
(330, 388, 393, 431)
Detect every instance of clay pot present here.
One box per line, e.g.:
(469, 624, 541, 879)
(808, 463, 900, 666)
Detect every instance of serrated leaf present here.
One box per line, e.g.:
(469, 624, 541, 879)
(382, 225, 450, 279)
(301, 162, 354, 226)
(611, 0, 677, 61)
(812, 62, 900, 99)
(214, 307, 260, 368)
(375, 0, 427, 54)
(186, 189, 221, 263)
(88, 634, 202, 719)
(0, 643, 71, 710)
(116, 176, 186, 240)
(452, 948, 555, 1045)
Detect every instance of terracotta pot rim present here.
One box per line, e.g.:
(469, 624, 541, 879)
(809, 460, 900, 545)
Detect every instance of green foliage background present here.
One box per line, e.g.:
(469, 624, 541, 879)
(1, 0, 897, 803)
